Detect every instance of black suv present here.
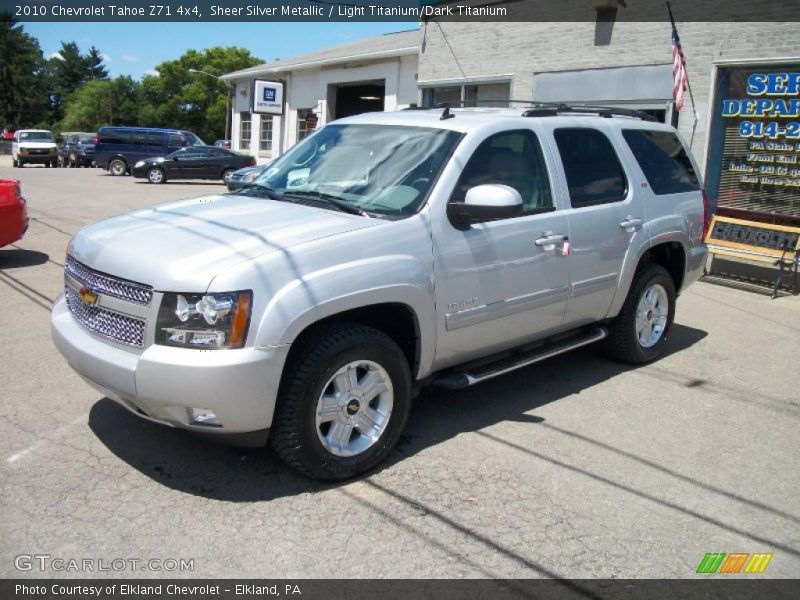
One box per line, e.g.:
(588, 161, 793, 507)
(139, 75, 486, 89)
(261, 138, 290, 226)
(57, 133, 95, 168)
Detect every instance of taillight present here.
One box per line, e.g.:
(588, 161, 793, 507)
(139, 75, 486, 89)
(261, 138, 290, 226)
(248, 157, 256, 166)
(701, 188, 712, 238)
(93, 135, 99, 144)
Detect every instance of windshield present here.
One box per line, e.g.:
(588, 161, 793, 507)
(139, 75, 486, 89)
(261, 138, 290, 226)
(77, 134, 94, 144)
(181, 131, 206, 146)
(252, 124, 462, 217)
(20, 131, 54, 142)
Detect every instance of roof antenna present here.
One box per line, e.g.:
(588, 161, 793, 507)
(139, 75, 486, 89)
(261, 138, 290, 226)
(440, 104, 455, 121)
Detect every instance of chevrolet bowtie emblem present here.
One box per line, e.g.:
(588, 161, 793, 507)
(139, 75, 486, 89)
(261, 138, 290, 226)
(78, 287, 99, 307)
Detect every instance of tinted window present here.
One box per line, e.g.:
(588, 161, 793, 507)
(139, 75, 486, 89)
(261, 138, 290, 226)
(622, 129, 700, 195)
(452, 130, 553, 215)
(146, 132, 165, 146)
(168, 133, 185, 147)
(554, 128, 627, 207)
(99, 129, 131, 144)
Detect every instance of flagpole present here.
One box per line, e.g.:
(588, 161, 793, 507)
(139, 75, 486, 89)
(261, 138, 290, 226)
(667, 1, 700, 146)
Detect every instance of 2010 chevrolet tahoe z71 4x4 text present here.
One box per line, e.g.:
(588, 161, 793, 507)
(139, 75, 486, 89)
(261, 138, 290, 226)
(52, 106, 709, 480)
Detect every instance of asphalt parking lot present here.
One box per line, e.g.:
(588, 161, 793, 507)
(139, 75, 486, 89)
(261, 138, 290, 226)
(1, 161, 799, 579)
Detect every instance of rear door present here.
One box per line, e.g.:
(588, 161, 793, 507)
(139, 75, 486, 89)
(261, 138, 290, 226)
(547, 124, 647, 326)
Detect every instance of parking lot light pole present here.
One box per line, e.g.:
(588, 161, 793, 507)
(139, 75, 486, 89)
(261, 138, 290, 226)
(188, 68, 232, 142)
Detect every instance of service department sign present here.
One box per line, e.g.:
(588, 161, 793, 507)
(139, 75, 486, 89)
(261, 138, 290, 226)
(252, 80, 284, 115)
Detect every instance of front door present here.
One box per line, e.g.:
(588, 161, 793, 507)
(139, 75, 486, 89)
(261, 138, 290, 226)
(431, 128, 571, 369)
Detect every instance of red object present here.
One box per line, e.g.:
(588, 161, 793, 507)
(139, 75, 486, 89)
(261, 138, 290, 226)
(0, 179, 28, 247)
(2, 130, 14, 140)
(701, 188, 712, 237)
(670, 19, 688, 111)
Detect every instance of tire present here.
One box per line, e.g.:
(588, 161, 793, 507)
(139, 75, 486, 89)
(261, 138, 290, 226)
(606, 264, 676, 365)
(46, 161, 51, 168)
(271, 322, 412, 481)
(109, 159, 127, 176)
(146, 167, 166, 184)
(221, 168, 235, 181)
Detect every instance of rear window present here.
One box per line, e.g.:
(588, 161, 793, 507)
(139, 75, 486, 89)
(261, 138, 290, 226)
(554, 128, 627, 207)
(622, 129, 700, 195)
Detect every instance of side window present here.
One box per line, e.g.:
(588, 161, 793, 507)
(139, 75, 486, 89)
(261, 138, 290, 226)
(452, 129, 553, 215)
(554, 128, 627, 207)
(146, 132, 164, 146)
(622, 129, 700, 195)
(100, 129, 124, 144)
(168, 133, 184, 147)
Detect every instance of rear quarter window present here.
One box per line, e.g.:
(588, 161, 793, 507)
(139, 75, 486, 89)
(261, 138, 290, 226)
(622, 129, 700, 195)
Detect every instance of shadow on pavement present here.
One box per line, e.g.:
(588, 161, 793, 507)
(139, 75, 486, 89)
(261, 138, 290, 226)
(0, 248, 49, 268)
(89, 323, 708, 503)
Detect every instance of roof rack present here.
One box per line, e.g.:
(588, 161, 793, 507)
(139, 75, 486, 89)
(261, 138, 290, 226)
(402, 100, 657, 122)
(521, 103, 657, 122)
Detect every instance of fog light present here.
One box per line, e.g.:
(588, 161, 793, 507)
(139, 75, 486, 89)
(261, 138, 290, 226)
(187, 408, 221, 427)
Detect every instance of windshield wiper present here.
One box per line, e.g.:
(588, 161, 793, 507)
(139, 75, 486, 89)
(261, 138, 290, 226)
(232, 182, 286, 202)
(284, 190, 370, 217)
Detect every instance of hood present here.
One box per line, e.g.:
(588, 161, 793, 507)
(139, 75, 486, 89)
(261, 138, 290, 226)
(19, 141, 56, 149)
(231, 165, 264, 178)
(138, 156, 167, 165)
(68, 194, 380, 291)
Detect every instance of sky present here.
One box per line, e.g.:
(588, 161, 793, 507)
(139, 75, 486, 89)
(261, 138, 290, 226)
(24, 22, 415, 78)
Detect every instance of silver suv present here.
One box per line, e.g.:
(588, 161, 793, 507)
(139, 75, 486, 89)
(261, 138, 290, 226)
(52, 106, 708, 480)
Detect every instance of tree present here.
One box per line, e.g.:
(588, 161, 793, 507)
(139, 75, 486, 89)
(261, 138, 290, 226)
(139, 47, 262, 142)
(0, 14, 47, 128)
(45, 41, 109, 123)
(85, 46, 109, 80)
(59, 76, 141, 132)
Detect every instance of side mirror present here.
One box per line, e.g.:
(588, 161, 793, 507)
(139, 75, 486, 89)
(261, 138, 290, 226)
(172, 155, 179, 161)
(448, 184, 523, 226)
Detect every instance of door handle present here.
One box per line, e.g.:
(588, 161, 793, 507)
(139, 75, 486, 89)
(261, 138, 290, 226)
(534, 232, 568, 247)
(619, 216, 643, 230)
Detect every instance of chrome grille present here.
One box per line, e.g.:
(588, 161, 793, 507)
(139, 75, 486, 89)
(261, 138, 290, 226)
(65, 288, 145, 347)
(65, 256, 153, 305)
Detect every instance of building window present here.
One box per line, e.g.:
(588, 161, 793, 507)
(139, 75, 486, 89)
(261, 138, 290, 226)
(259, 116, 273, 153)
(423, 82, 511, 108)
(297, 110, 310, 141)
(239, 112, 251, 151)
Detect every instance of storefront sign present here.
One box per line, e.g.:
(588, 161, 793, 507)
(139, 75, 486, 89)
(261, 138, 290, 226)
(708, 66, 800, 218)
(252, 80, 284, 115)
(709, 219, 798, 251)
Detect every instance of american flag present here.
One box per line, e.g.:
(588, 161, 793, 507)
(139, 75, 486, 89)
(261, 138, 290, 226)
(671, 20, 688, 112)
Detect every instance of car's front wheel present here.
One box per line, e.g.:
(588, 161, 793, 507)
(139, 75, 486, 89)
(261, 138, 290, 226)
(271, 323, 412, 480)
(108, 159, 127, 176)
(147, 167, 166, 184)
(606, 263, 676, 364)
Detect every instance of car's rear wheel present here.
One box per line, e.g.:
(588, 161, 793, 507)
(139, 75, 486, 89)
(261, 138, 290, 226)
(147, 167, 166, 184)
(108, 159, 127, 176)
(271, 323, 412, 481)
(606, 264, 676, 364)
(221, 168, 235, 181)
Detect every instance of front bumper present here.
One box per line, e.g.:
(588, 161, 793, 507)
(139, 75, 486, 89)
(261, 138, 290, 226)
(51, 294, 289, 443)
(19, 153, 56, 164)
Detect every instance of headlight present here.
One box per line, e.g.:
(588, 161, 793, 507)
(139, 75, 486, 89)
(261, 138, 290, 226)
(242, 171, 258, 182)
(156, 291, 252, 349)
(49, 147, 57, 154)
(134, 160, 145, 168)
